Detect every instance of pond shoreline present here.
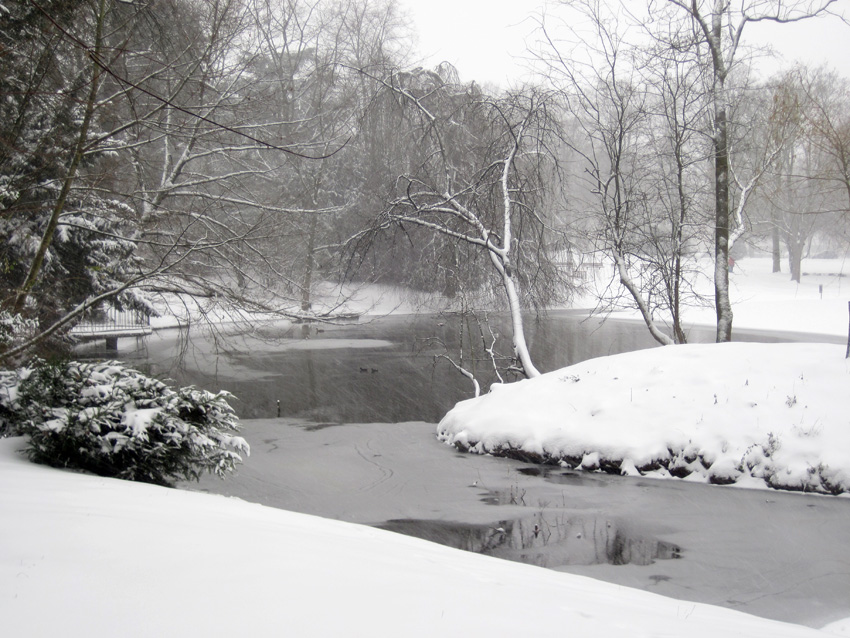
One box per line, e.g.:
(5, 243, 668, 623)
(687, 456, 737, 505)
(184, 417, 850, 629)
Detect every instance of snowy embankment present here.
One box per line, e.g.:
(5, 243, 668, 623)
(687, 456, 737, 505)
(148, 281, 436, 330)
(438, 342, 850, 495)
(0, 437, 833, 638)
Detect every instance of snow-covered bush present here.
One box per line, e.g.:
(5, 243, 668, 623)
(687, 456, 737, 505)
(0, 311, 39, 366)
(0, 359, 248, 486)
(0, 312, 37, 349)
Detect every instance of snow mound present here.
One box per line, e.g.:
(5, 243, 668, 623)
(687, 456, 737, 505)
(438, 343, 850, 495)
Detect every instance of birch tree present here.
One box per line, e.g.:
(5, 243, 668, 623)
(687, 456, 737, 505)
(539, 0, 710, 345)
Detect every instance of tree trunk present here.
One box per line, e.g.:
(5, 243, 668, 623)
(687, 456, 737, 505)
(845, 301, 849, 359)
(771, 222, 781, 273)
(786, 212, 804, 283)
(489, 251, 540, 378)
(301, 213, 317, 312)
(614, 252, 675, 346)
(672, 258, 687, 344)
(709, 3, 733, 343)
(12, 0, 107, 315)
(713, 102, 733, 342)
(787, 240, 803, 283)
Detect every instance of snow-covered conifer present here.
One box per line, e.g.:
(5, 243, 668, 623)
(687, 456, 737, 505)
(0, 359, 248, 486)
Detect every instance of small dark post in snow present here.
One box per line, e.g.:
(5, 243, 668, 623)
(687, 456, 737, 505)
(277, 399, 281, 418)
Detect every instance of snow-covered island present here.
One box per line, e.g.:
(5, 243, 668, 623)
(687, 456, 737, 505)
(438, 257, 850, 495)
(439, 342, 850, 494)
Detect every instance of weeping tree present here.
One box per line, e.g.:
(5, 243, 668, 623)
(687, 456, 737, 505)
(236, 0, 411, 312)
(353, 65, 573, 380)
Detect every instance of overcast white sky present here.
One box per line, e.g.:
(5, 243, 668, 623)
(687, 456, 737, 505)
(396, 0, 850, 87)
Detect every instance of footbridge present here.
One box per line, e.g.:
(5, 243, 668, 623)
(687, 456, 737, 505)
(71, 308, 152, 350)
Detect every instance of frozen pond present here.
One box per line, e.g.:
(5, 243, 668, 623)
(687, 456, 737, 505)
(84, 312, 850, 629)
(186, 419, 850, 630)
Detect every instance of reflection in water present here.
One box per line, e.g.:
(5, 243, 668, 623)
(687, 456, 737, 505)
(516, 466, 604, 486)
(377, 515, 681, 569)
(380, 467, 683, 569)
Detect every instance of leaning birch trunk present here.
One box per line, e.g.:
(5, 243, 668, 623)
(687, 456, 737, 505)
(493, 123, 540, 378)
(488, 250, 540, 378)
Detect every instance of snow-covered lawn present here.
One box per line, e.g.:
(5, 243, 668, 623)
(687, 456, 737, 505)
(0, 437, 836, 637)
(587, 256, 850, 340)
(691, 257, 849, 338)
(438, 342, 850, 494)
(147, 280, 437, 330)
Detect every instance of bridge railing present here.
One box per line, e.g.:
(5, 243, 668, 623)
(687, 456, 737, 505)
(72, 307, 151, 334)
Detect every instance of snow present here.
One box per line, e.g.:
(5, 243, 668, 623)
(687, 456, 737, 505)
(582, 256, 850, 341)
(0, 436, 834, 637)
(438, 342, 850, 493)
(147, 281, 435, 330)
(121, 407, 160, 439)
(2, 255, 849, 634)
(824, 618, 850, 637)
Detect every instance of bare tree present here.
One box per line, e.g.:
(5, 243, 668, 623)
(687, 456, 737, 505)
(355, 67, 571, 378)
(539, 0, 709, 345)
(641, 31, 713, 343)
(799, 67, 850, 214)
(666, 0, 840, 341)
(756, 67, 850, 281)
(0, 0, 411, 362)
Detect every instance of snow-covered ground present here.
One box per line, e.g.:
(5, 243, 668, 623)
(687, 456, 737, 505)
(0, 436, 839, 637)
(717, 257, 849, 338)
(583, 256, 850, 340)
(439, 341, 850, 493)
(3, 255, 849, 635)
(148, 280, 436, 330)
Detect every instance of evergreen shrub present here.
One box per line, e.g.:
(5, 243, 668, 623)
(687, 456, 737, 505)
(0, 359, 248, 486)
